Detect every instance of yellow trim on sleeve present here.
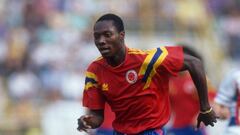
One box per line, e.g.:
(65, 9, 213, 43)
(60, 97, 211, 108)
(138, 49, 157, 76)
(142, 47, 168, 90)
(84, 82, 98, 90)
(86, 71, 98, 81)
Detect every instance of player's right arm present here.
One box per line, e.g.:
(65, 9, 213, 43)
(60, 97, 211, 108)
(77, 109, 104, 132)
(78, 62, 106, 132)
(181, 52, 218, 127)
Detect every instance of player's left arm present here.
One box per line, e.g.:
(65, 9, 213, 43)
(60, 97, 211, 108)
(181, 53, 218, 128)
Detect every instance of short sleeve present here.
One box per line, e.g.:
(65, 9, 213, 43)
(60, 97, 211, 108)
(82, 64, 105, 109)
(159, 46, 184, 76)
(214, 70, 238, 107)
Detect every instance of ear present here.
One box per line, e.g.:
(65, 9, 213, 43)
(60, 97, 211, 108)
(119, 31, 125, 39)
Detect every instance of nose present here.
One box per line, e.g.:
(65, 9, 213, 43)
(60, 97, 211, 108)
(97, 35, 106, 45)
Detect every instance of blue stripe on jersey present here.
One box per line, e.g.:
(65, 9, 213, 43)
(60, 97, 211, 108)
(85, 77, 97, 84)
(142, 48, 162, 82)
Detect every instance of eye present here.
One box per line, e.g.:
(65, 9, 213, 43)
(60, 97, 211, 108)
(94, 34, 100, 39)
(104, 32, 112, 38)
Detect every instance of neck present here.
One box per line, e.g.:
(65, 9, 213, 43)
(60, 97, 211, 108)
(106, 46, 126, 67)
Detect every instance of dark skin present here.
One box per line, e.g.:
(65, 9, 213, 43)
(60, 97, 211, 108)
(93, 20, 126, 67)
(77, 20, 217, 133)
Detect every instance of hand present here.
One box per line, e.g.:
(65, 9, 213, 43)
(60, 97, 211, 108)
(213, 102, 230, 120)
(77, 115, 94, 133)
(196, 108, 218, 128)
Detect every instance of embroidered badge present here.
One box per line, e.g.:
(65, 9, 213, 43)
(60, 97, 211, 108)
(102, 83, 109, 91)
(126, 70, 138, 84)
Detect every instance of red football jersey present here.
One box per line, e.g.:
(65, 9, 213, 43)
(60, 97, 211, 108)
(83, 46, 183, 134)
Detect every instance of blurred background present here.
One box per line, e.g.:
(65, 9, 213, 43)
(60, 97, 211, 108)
(0, 0, 240, 135)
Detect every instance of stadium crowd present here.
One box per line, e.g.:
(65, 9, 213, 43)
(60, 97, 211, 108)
(0, 0, 239, 135)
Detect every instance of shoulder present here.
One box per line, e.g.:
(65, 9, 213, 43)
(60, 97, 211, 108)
(87, 56, 104, 72)
(128, 48, 147, 55)
(140, 47, 168, 56)
(147, 46, 182, 54)
(93, 56, 104, 63)
(127, 46, 182, 55)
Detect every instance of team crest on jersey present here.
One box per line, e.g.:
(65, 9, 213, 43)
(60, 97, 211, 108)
(126, 70, 138, 84)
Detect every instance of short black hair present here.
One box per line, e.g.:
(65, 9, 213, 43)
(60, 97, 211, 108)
(96, 13, 124, 32)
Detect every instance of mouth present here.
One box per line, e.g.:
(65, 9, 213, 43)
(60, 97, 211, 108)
(99, 48, 111, 55)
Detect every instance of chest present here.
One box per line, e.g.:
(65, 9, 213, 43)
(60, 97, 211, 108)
(99, 66, 144, 98)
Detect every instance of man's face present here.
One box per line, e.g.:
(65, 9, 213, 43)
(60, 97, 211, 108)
(93, 20, 124, 58)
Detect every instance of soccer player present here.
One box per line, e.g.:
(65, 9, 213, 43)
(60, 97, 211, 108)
(77, 13, 218, 135)
(214, 69, 240, 135)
